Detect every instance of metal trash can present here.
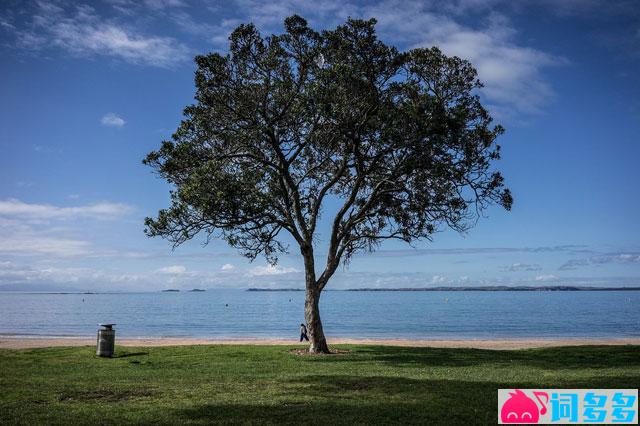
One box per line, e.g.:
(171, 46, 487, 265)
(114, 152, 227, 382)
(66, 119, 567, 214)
(96, 324, 116, 357)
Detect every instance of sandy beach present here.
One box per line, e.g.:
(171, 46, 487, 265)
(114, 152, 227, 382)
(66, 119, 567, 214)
(1, 336, 639, 350)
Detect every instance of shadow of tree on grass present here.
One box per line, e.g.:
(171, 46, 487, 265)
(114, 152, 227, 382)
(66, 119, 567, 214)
(298, 345, 640, 370)
(175, 373, 640, 425)
(115, 351, 149, 358)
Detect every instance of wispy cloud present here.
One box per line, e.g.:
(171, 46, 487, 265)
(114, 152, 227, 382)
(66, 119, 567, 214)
(534, 274, 558, 282)
(248, 264, 299, 276)
(166, 11, 245, 47)
(559, 253, 640, 271)
(0, 199, 133, 221)
(13, 2, 190, 68)
(504, 262, 543, 272)
(0, 262, 93, 285)
(0, 235, 92, 257)
(101, 112, 126, 127)
(105, 0, 186, 15)
(2, 257, 638, 291)
(363, 1, 563, 117)
(4, 1, 562, 115)
(0, 16, 16, 30)
(430, 274, 448, 284)
(422, 0, 639, 18)
(361, 245, 591, 258)
(157, 265, 187, 274)
(0, 199, 134, 258)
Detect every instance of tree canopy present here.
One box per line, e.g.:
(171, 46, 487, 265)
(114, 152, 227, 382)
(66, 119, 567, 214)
(144, 15, 512, 352)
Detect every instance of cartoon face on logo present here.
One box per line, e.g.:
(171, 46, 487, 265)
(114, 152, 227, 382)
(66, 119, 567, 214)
(501, 389, 548, 424)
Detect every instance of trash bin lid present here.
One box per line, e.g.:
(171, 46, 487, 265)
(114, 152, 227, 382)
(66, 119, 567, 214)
(98, 323, 116, 329)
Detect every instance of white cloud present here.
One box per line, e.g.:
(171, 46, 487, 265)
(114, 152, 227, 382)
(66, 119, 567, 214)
(612, 254, 640, 263)
(15, 2, 190, 68)
(101, 113, 126, 128)
(0, 17, 16, 30)
(53, 23, 189, 67)
(535, 274, 558, 282)
(2, 257, 638, 291)
(0, 199, 133, 221)
(0, 199, 134, 258)
(0, 235, 91, 257)
(170, 12, 242, 46)
(157, 265, 187, 274)
(0, 262, 150, 290)
(249, 264, 299, 276)
(221, 263, 235, 270)
(364, 245, 590, 257)
(506, 262, 543, 272)
(105, 0, 186, 15)
(430, 274, 448, 284)
(363, 1, 562, 117)
(559, 253, 640, 270)
(0, 263, 90, 284)
(378, 0, 625, 18)
(8, 1, 559, 114)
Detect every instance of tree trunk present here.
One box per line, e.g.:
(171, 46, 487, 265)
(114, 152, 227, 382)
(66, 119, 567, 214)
(305, 287, 329, 353)
(301, 244, 330, 353)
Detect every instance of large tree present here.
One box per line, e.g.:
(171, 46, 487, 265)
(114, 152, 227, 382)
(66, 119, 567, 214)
(143, 16, 512, 353)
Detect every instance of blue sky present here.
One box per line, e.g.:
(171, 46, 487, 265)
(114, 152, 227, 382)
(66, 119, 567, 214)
(0, 0, 639, 291)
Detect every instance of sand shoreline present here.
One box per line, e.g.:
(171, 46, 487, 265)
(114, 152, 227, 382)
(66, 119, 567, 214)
(1, 336, 639, 350)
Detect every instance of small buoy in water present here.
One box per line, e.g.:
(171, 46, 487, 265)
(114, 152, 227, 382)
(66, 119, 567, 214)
(289, 299, 292, 302)
(225, 303, 228, 307)
(444, 297, 449, 303)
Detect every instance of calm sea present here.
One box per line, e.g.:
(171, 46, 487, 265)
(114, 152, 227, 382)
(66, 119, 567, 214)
(0, 290, 638, 339)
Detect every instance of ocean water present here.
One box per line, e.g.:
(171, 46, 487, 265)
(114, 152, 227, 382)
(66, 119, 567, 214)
(0, 290, 638, 339)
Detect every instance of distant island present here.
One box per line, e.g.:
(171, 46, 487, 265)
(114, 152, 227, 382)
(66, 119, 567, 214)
(347, 286, 640, 291)
(247, 288, 304, 292)
(188, 289, 206, 292)
(161, 289, 180, 292)
(248, 286, 640, 292)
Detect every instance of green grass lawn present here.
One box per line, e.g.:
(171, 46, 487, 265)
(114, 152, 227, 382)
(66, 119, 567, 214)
(1, 344, 638, 425)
